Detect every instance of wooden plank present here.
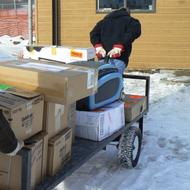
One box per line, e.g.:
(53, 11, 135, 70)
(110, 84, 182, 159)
(35, 0, 52, 44)
(135, 42, 190, 49)
(157, 0, 190, 7)
(157, 7, 190, 14)
(130, 55, 190, 64)
(61, 14, 190, 21)
(133, 49, 190, 57)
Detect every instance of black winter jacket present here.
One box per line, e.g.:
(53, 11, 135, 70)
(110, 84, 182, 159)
(90, 8, 141, 66)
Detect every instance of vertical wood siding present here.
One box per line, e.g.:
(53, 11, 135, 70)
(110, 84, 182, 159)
(36, 0, 190, 69)
(36, 0, 53, 44)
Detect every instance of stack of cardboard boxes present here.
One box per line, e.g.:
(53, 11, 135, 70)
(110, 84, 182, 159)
(0, 88, 46, 189)
(0, 59, 98, 189)
(0, 54, 146, 189)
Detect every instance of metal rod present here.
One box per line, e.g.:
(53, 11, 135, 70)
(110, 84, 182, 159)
(13, 0, 16, 13)
(28, 0, 33, 45)
(52, 0, 59, 45)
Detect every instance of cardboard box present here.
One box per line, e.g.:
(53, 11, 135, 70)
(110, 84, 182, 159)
(45, 101, 76, 140)
(23, 45, 95, 63)
(76, 101, 125, 141)
(47, 128, 72, 176)
(25, 132, 48, 188)
(0, 88, 44, 140)
(124, 94, 147, 122)
(0, 60, 98, 104)
(0, 132, 48, 190)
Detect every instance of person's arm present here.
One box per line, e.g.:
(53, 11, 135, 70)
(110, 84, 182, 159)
(123, 17, 141, 47)
(90, 20, 103, 47)
(90, 20, 106, 58)
(108, 17, 141, 58)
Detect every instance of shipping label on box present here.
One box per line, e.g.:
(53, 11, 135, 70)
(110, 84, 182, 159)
(44, 102, 76, 140)
(45, 102, 66, 139)
(47, 128, 72, 176)
(70, 48, 95, 61)
(76, 101, 125, 141)
(0, 89, 44, 140)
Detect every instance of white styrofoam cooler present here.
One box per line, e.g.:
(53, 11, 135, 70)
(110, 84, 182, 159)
(23, 46, 95, 63)
(76, 101, 125, 141)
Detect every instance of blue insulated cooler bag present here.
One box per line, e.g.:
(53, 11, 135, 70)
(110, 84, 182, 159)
(69, 61, 123, 111)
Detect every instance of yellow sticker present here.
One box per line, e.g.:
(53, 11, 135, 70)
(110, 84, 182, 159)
(51, 47, 57, 55)
(70, 49, 83, 58)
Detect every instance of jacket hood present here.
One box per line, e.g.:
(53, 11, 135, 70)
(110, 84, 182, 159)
(104, 8, 130, 19)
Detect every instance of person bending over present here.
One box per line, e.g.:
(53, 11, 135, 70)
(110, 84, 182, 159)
(90, 7, 141, 74)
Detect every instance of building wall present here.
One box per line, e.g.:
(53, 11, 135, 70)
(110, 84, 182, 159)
(36, 0, 190, 69)
(35, 0, 52, 44)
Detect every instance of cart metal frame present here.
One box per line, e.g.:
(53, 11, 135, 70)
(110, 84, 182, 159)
(18, 74, 150, 190)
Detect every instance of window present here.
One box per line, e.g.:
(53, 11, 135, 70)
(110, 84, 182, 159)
(97, 0, 156, 13)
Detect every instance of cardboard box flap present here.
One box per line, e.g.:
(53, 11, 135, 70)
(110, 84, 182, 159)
(5, 88, 41, 99)
(0, 84, 41, 99)
(0, 92, 27, 109)
(49, 128, 71, 145)
(4, 60, 74, 74)
(24, 132, 47, 147)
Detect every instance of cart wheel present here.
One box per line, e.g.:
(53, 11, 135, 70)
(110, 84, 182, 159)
(118, 126, 142, 168)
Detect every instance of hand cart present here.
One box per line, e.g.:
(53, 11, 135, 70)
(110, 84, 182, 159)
(18, 74, 150, 190)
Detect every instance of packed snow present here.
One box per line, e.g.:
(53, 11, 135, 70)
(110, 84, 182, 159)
(0, 35, 190, 190)
(55, 70, 190, 190)
(0, 35, 28, 61)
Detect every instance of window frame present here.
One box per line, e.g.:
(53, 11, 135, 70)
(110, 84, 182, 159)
(96, 0, 156, 14)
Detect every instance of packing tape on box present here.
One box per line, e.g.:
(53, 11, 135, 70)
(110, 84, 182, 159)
(70, 66, 98, 91)
(55, 104, 64, 131)
(26, 101, 32, 110)
(51, 47, 57, 56)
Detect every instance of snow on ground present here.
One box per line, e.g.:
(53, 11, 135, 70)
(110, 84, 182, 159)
(0, 35, 28, 60)
(1, 35, 190, 190)
(54, 70, 190, 190)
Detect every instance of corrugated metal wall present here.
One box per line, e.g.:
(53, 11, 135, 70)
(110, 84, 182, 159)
(36, 0, 190, 69)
